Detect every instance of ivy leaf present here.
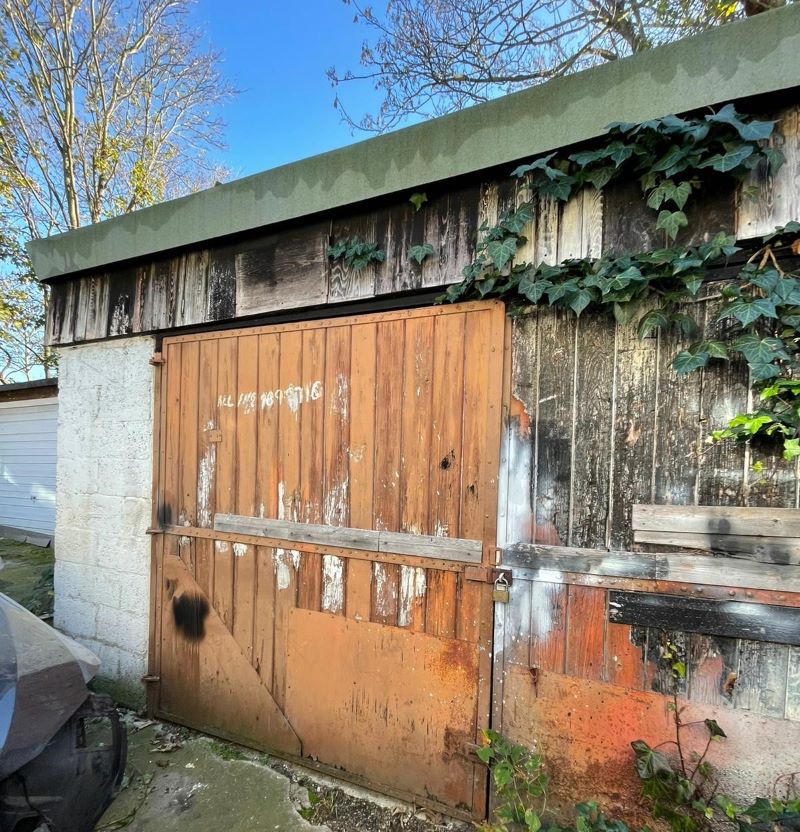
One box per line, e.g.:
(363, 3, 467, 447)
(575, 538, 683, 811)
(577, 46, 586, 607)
(673, 349, 709, 374)
(682, 273, 704, 295)
(569, 288, 594, 316)
(783, 438, 800, 461)
(637, 309, 670, 338)
(538, 177, 574, 201)
(704, 719, 727, 739)
(511, 152, 556, 179)
(763, 147, 785, 175)
(608, 141, 634, 167)
(652, 145, 690, 173)
(409, 192, 428, 212)
(749, 362, 782, 382)
(613, 300, 641, 326)
(656, 210, 688, 241)
(499, 203, 535, 234)
(698, 144, 754, 173)
(585, 166, 615, 190)
(409, 243, 435, 264)
(631, 740, 673, 779)
(569, 147, 611, 166)
(487, 237, 518, 270)
(706, 105, 776, 142)
(518, 273, 551, 303)
(704, 341, 729, 359)
(723, 298, 778, 325)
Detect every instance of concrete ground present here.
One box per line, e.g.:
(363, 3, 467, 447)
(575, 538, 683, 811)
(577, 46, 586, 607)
(95, 719, 469, 832)
(94, 721, 328, 831)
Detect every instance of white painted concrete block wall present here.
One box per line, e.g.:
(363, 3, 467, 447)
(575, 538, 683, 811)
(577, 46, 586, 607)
(54, 336, 155, 694)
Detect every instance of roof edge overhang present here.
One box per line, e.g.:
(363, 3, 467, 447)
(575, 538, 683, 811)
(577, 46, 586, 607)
(27, 5, 800, 281)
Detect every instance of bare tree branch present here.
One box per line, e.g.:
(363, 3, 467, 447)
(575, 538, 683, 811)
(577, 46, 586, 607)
(328, 0, 765, 133)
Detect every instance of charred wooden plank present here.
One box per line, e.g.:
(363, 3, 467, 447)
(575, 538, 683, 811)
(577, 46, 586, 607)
(609, 591, 800, 645)
(633, 505, 800, 538)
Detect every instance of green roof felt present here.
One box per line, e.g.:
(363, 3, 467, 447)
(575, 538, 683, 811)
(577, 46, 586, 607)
(28, 5, 800, 280)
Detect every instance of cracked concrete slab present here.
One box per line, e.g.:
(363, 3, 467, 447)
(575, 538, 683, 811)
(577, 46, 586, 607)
(95, 723, 329, 831)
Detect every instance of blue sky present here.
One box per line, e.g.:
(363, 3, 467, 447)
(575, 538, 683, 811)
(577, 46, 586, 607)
(191, 1, 387, 178)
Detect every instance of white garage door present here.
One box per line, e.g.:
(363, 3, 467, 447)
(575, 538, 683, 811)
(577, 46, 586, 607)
(0, 397, 57, 536)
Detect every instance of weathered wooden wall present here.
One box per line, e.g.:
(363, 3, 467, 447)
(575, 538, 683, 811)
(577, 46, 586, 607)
(495, 201, 800, 820)
(45, 104, 800, 348)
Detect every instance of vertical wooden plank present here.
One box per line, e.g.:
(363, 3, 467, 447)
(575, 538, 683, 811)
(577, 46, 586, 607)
(273, 330, 303, 708)
(529, 582, 567, 674)
(328, 213, 379, 301)
(429, 313, 465, 538)
(565, 585, 606, 681)
(254, 545, 276, 687)
(398, 315, 434, 631)
(458, 308, 495, 642)
(233, 335, 259, 661)
(651, 319, 702, 508)
(235, 335, 259, 517)
(371, 319, 405, 625)
(178, 340, 200, 527)
(535, 196, 560, 264)
(534, 308, 575, 544)
(737, 106, 800, 238)
(195, 339, 218, 596)
(606, 622, 645, 689)
(214, 336, 237, 630)
(297, 328, 326, 611)
(426, 312, 465, 639)
(161, 342, 182, 528)
(734, 640, 789, 719)
(569, 310, 615, 548)
(610, 318, 657, 550)
(321, 325, 351, 616)
(347, 322, 377, 621)
(557, 191, 584, 260)
(697, 296, 748, 507)
(255, 333, 281, 521)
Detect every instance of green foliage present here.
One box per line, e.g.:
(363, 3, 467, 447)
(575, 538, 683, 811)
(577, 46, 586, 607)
(327, 236, 386, 271)
(510, 105, 781, 240)
(476, 729, 548, 832)
(442, 103, 800, 458)
(409, 191, 428, 212)
(409, 243, 436, 264)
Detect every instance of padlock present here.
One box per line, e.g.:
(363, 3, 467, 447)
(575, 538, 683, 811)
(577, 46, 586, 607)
(492, 572, 510, 603)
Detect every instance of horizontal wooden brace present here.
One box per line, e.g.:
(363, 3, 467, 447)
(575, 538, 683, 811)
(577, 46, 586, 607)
(161, 525, 468, 573)
(632, 505, 800, 564)
(633, 529, 800, 565)
(213, 514, 483, 563)
(609, 590, 800, 645)
(632, 504, 800, 537)
(503, 543, 800, 595)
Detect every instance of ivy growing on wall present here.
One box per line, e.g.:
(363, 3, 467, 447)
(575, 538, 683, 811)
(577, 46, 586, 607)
(441, 105, 800, 459)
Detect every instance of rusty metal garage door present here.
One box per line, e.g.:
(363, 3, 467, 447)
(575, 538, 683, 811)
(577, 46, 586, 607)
(148, 300, 507, 819)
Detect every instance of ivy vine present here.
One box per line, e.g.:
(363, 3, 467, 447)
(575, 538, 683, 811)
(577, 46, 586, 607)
(327, 236, 386, 271)
(441, 104, 800, 460)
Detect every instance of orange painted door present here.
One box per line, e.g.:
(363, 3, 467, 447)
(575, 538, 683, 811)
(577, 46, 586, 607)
(151, 301, 507, 818)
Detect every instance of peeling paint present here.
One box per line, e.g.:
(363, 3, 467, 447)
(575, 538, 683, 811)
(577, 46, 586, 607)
(197, 435, 217, 528)
(398, 565, 426, 627)
(332, 373, 349, 420)
(324, 476, 349, 526)
(501, 417, 534, 547)
(434, 521, 449, 538)
(321, 555, 345, 613)
(373, 562, 398, 619)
